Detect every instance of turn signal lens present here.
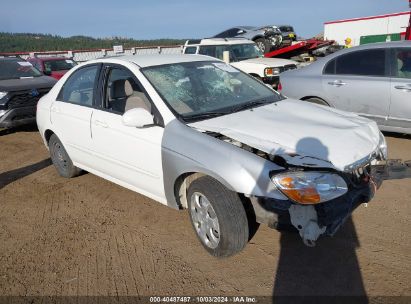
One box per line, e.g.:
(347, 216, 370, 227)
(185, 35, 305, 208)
(265, 68, 273, 76)
(264, 67, 280, 77)
(272, 172, 348, 205)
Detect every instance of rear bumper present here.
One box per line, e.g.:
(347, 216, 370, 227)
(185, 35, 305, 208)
(0, 106, 36, 128)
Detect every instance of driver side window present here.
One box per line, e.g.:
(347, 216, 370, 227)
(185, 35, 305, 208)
(104, 67, 152, 115)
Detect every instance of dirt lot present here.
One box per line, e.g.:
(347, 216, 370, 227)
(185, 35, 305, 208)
(0, 126, 410, 300)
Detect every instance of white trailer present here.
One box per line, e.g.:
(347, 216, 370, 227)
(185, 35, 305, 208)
(324, 11, 410, 46)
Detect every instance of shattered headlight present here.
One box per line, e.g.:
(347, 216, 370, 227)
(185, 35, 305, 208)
(272, 171, 348, 205)
(378, 132, 388, 160)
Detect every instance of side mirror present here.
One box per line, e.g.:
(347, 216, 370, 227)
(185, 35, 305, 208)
(122, 108, 154, 128)
(237, 30, 245, 34)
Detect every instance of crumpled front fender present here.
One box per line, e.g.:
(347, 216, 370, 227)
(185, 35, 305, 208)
(161, 120, 288, 209)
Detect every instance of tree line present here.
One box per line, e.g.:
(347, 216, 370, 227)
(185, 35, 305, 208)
(0, 32, 187, 53)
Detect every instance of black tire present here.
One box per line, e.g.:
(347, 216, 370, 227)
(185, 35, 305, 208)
(254, 38, 270, 54)
(305, 97, 329, 106)
(187, 176, 249, 257)
(49, 134, 81, 178)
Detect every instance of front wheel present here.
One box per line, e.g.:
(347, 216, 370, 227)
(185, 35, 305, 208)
(187, 176, 249, 257)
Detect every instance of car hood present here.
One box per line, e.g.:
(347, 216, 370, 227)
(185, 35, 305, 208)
(189, 99, 381, 171)
(238, 57, 298, 67)
(0, 76, 57, 92)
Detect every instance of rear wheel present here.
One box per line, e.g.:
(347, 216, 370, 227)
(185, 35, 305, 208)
(305, 97, 329, 106)
(187, 176, 249, 257)
(49, 134, 81, 178)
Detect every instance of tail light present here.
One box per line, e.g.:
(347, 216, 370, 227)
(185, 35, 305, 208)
(277, 81, 282, 92)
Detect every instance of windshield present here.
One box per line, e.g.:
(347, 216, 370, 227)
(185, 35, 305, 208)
(44, 59, 77, 72)
(0, 60, 42, 80)
(142, 61, 283, 122)
(199, 44, 263, 62)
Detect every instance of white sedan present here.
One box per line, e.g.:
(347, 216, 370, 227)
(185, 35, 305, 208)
(37, 54, 387, 257)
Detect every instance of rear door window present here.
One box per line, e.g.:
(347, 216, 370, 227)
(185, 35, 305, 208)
(334, 49, 387, 77)
(58, 65, 100, 106)
(392, 48, 411, 79)
(323, 58, 336, 75)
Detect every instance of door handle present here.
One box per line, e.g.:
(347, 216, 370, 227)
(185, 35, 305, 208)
(94, 120, 108, 128)
(394, 85, 411, 92)
(328, 80, 347, 87)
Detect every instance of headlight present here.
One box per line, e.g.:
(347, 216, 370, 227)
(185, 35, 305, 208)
(378, 132, 388, 160)
(272, 171, 348, 205)
(264, 67, 280, 76)
(0, 91, 8, 99)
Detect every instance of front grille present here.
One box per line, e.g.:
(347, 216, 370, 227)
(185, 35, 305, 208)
(7, 88, 50, 109)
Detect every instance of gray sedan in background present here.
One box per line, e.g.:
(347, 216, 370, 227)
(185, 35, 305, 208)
(280, 41, 411, 134)
(213, 26, 283, 53)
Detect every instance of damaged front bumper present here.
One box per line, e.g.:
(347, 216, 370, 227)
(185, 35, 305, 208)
(250, 163, 388, 246)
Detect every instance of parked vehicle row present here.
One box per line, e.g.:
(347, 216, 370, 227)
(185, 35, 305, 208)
(27, 57, 77, 80)
(183, 38, 298, 89)
(0, 56, 77, 128)
(37, 54, 388, 257)
(213, 24, 298, 53)
(280, 41, 411, 134)
(213, 25, 284, 53)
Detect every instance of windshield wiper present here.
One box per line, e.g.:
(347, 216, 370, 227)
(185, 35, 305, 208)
(183, 111, 229, 122)
(228, 98, 274, 113)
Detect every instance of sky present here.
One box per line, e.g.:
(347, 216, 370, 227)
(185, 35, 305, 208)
(0, 0, 408, 39)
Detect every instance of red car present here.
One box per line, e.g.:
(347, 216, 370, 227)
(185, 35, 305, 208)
(27, 57, 77, 80)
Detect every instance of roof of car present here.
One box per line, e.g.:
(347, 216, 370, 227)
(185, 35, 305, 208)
(236, 26, 255, 30)
(29, 57, 73, 62)
(318, 41, 411, 61)
(346, 41, 411, 49)
(0, 57, 23, 61)
(285, 40, 411, 73)
(185, 38, 254, 46)
(92, 54, 218, 68)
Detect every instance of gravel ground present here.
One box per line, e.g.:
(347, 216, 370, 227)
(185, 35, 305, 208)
(0, 126, 410, 301)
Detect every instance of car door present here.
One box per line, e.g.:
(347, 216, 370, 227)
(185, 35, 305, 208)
(90, 64, 165, 201)
(51, 64, 101, 167)
(388, 47, 411, 131)
(322, 48, 391, 126)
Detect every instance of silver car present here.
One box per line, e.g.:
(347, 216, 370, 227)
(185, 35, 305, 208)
(213, 26, 283, 53)
(280, 41, 411, 134)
